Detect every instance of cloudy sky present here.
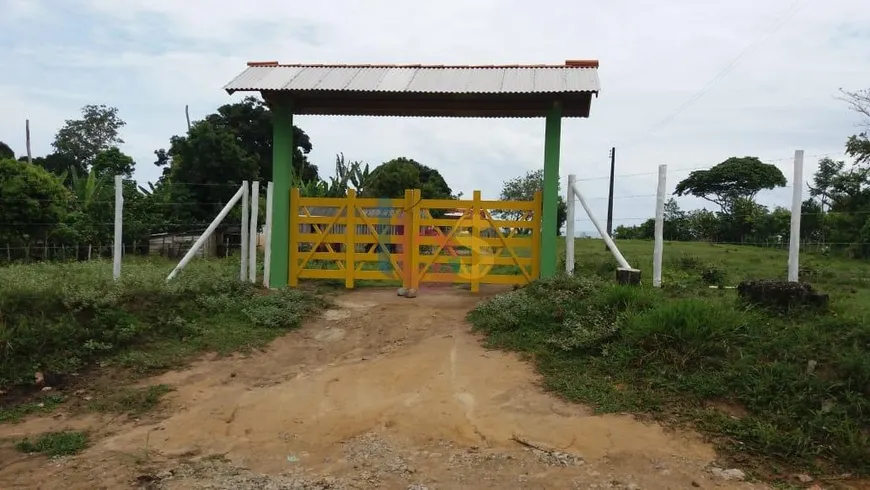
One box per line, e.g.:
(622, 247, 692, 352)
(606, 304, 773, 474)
(1, 0, 868, 231)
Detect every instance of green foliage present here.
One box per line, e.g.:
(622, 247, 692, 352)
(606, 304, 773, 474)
(0, 158, 71, 245)
(203, 96, 316, 183)
(499, 169, 567, 234)
(471, 238, 870, 474)
(364, 157, 452, 199)
(674, 156, 787, 214)
(91, 147, 135, 178)
(16, 431, 88, 456)
(167, 120, 259, 222)
(0, 140, 14, 159)
(0, 259, 324, 388)
(52, 104, 125, 167)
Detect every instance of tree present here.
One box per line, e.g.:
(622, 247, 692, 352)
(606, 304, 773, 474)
(841, 88, 870, 164)
(498, 169, 567, 234)
(808, 157, 845, 211)
(27, 152, 86, 178)
(204, 96, 317, 182)
(0, 141, 13, 160)
(674, 157, 787, 214)
(168, 120, 259, 221)
(52, 104, 126, 167)
(92, 147, 135, 178)
(0, 158, 70, 245)
(364, 157, 452, 199)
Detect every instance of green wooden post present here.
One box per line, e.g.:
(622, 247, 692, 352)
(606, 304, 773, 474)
(269, 99, 293, 288)
(541, 103, 562, 278)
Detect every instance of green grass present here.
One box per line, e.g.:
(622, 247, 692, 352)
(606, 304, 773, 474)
(0, 394, 66, 423)
(15, 430, 89, 456)
(469, 239, 870, 478)
(0, 257, 325, 392)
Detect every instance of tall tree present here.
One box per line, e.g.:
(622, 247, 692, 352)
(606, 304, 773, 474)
(204, 96, 317, 182)
(52, 104, 126, 167)
(499, 169, 567, 234)
(674, 156, 787, 214)
(168, 120, 259, 221)
(27, 152, 86, 178)
(841, 88, 870, 164)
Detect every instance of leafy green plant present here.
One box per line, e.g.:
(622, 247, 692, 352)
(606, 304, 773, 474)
(16, 431, 89, 456)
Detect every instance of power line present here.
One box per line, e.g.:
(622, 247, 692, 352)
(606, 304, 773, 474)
(621, 0, 806, 148)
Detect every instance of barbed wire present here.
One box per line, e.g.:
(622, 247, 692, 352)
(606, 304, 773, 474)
(570, 151, 849, 182)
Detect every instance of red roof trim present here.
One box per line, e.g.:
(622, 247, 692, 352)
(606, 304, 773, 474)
(245, 60, 599, 69)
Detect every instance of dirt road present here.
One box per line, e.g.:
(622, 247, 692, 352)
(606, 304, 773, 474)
(0, 287, 765, 489)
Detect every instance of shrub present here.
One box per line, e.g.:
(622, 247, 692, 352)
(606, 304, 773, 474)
(0, 260, 323, 388)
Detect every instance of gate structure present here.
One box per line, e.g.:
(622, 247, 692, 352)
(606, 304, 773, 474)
(222, 60, 600, 288)
(289, 188, 541, 292)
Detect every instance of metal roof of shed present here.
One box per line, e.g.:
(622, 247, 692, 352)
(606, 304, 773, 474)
(223, 60, 600, 118)
(224, 61, 600, 95)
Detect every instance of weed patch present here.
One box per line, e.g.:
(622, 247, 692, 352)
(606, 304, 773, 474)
(0, 259, 324, 390)
(16, 430, 88, 456)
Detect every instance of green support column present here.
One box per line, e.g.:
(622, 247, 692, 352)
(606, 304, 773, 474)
(269, 99, 293, 288)
(541, 103, 562, 278)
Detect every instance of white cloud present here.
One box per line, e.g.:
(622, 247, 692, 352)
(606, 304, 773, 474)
(1, 0, 869, 230)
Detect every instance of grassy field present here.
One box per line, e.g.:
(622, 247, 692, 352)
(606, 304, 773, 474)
(0, 257, 324, 414)
(469, 238, 870, 480)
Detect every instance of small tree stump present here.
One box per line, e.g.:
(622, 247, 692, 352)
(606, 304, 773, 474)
(616, 268, 641, 285)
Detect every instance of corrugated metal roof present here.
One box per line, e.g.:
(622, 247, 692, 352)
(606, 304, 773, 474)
(224, 61, 599, 95)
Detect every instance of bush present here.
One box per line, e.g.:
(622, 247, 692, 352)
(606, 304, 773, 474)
(0, 260, 323, 388)
(468, 275, 659, 353)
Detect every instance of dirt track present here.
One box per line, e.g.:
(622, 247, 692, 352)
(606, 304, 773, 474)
(0, 287, 766, 489)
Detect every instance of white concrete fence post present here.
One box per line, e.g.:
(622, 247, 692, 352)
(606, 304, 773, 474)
(788, 150, 804, 282)
(653, 165, 667, 287)
(248, 181, 260, 283)
(566, 174, 576, 274)
(113, 175, 123, 280)
(240, 181, 249, 282)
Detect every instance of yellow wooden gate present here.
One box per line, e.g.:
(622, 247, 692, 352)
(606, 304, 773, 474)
(289, 188, 541, 291)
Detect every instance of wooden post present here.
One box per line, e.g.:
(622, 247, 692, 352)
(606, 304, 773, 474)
(345, 189, 356, 289)
(25, 119, 32, 164)
(471, 190, 482, 293)
(288, 187, 300, 287)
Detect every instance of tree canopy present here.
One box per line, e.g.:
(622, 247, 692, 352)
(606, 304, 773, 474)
(0, 159, 70, 245)
(499, 169, 567, 234)
(364, 157, 452, 199)
(674, 156, 787, 214)
(202, 96, 317, 182)
(52, 104, 126, 168)
(0, 141, 13, 160)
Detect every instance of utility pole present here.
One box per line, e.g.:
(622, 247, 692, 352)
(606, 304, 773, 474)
(605, 147, 615, 248)
(25, 119, 32, 164)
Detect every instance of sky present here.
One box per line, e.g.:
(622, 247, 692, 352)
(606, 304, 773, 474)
(1, 0, 869, 233)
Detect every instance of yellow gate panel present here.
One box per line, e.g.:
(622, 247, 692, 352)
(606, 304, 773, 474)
(288, 188, 541, 291)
